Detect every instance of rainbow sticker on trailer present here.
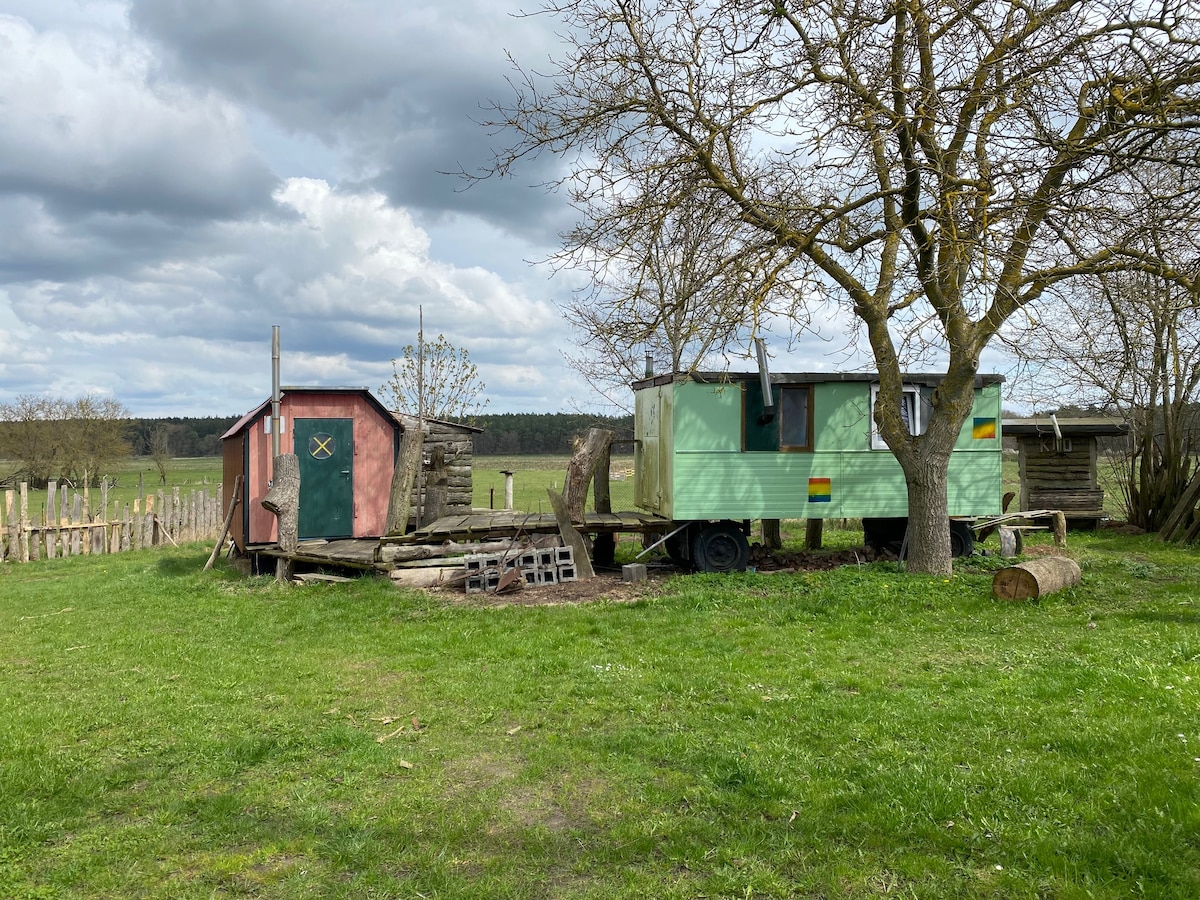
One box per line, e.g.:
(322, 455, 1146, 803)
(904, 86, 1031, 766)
(972, 417, 997, 440)
(808, 477, 831, 503)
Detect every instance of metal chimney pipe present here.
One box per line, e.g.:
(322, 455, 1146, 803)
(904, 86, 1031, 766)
(271, 326, 282, 461)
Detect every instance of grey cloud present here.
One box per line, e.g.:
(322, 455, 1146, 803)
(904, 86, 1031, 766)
(127, 0, 573, 240)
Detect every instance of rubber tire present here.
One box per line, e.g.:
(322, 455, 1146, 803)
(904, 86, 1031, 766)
(949, 520, 976, 558)
(691, 521, 750, 573)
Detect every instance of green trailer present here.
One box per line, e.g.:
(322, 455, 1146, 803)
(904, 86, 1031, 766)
(632, 371, 1004, 571)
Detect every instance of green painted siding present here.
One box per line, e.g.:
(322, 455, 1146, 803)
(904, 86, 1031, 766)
(636, 375, 1003, 521)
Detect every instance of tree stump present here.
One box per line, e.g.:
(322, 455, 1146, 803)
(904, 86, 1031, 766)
(563, 428, 614, 522)
(992, 556, 1081, 601)
(261, 454, 300, 553)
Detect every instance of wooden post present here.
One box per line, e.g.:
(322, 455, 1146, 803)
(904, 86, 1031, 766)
(18, 484, 29, 562)
(591, 442, 616, 567)
(547, 488, 595, 580)
(3, 489, 12, 563)
(502, 471, 514, 511)
(805, 518, 824, 550)
(205, 475, 242, 571)
(762, 519, 782, 550)
(385, 428, 424, 535)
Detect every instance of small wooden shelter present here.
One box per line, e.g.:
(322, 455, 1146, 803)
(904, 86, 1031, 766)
(222, 387, 402, 551)
(1003, 417, 1128, 525)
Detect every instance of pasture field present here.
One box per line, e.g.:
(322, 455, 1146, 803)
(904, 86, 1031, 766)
(1, 528, 1198, 898)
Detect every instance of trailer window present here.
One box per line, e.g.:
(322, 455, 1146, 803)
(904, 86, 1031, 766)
(779, 386, 812, 450)
(743, 382, 812, 451)
(870, 384, 922, 449)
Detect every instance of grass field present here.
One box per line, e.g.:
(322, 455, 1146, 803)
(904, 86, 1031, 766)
(1, 528, 1198, 898)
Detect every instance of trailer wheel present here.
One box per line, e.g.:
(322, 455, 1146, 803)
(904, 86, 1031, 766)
(949, 520, 976, 558)
(692, 521, 749, 573)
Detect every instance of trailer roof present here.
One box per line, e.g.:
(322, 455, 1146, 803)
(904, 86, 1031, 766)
(631, 371, 1005, 391)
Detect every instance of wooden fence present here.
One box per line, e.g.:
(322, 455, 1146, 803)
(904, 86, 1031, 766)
(1, 480, 225, 563)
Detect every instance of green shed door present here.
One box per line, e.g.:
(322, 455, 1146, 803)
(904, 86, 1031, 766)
(295, 418, 354, 540)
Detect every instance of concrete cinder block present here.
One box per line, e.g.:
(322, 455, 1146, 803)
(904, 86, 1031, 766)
(465, 556, 485, 573)
(485, 573, 502, 591)
(538, 568, 559, 585)
(554, 546, 574, 566)
(518, 551, 538, 569)
(622, 563, 648, 583)
(536, 549, 556, 569)
(466, 575, 487, 594)
(557, 565, 577, 583)
(523, 568, 539, 585)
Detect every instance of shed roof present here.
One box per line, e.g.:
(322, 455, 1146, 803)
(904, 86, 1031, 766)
(220, 386, 400, 440)
(632, 371, 1005, 391)
(1002, 417, 1128, 437)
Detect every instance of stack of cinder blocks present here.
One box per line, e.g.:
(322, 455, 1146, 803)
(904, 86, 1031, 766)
(464, 544, 577, 594)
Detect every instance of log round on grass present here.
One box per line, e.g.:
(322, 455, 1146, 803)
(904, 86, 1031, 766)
(992, 556, 1081, 601)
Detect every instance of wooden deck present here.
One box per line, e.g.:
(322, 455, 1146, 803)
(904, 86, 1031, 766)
(381, 510, 673, 547)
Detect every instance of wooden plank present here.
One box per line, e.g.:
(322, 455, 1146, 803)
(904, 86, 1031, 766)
(547, 488, 594, 580)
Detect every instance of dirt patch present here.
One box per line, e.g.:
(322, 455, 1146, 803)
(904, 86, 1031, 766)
(426, 546, 884, 607)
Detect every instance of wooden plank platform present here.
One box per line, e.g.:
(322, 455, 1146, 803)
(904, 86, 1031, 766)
(247, 510, 673, 572)
(382, 510, 673, 547)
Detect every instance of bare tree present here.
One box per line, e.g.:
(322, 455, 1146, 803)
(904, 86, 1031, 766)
(149, 426, 172, 485)
(562, 168, 810, 407)
(0, 393, 130, 487)
(380, 332, 488, 422)
(1013, 207, 1200, 530)
(486, 0, 1200, 573)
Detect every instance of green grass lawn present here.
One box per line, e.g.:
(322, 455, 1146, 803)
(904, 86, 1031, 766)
(1, 529, 1197, 898)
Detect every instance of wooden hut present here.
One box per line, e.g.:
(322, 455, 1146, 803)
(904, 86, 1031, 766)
(394, 413, 482, 525)
(1003, 417, 1128, 526)
(221, 387, 402, 551)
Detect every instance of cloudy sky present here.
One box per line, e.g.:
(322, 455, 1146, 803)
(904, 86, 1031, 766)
(0, 0, 1020, 419)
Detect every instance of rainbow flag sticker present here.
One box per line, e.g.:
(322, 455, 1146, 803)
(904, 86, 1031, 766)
(972, 417, 997, 440)
(808, 477, 832, 503)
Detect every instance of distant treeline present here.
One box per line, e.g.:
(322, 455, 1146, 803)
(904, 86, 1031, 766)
(470, 413, 634, 455)
(126, 417, 241, 457)
(116, 413, 633, 458)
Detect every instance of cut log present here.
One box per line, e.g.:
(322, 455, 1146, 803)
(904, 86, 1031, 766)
(388, 567, 466, 588)
(385, 428, 424, 535)
(379, 535, 558, 565)
(992, 557, 1081, 601)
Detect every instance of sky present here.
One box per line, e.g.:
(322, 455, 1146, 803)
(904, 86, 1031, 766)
(0, 0, 1018, 419)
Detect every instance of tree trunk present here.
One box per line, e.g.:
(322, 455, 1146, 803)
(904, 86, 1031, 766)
(564, 428, 614, 522)
(261, 454, 300, 553)
(804, 518, 822, 550)
(884, 363, 978, 576)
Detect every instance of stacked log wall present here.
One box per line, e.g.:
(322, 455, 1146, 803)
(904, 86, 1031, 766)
(1018, 436, 1102, 514)
(396, 417, 476, 521)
